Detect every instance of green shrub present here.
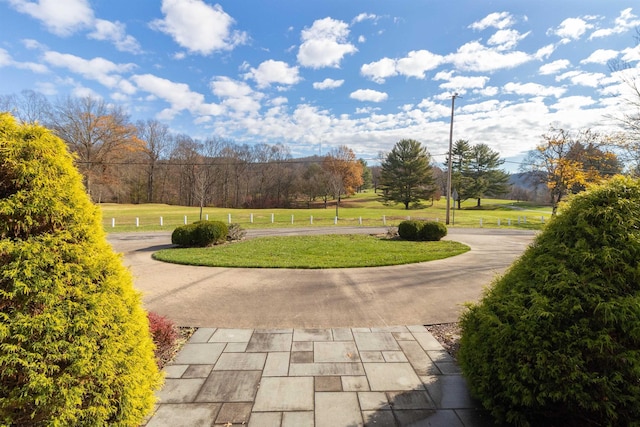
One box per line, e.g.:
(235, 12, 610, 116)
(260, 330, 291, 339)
(398, 220, 423, 240)
(418, 221, 447, 241)
(0, 113, 161, 426)
(458, 176, 640, 426)
(172, 220, 228, 247)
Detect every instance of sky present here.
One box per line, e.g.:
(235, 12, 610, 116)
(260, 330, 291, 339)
(1, 0, 640, 172)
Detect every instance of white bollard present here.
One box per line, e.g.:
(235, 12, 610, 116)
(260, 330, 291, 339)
(359, 216, 362, 225)
(160, 216, 163, 226)
(271, 213, 274, 224)
(206, 214, 209, 221)
(541, 216, 545, 223)
(291, 215, 294, 224)
(184, 215, 188, 225)
(383, 215, 386, 226)
(480, 218, 483, 227)
(497, 218, 501, 226)
(228, 213, 231, 224)
(136, 217, 139, 227)
(334, 216, 338, 225)
(111, 218, 115, 228)
(250, 213, 254, 223)
(524, 216, 527, 224)
(508, 218, 512, 226)
(310, 215, 313, 225)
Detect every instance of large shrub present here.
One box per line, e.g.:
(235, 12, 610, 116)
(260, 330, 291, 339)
(0, 113, 161, 426)
(458, 176, 640, 426)
(398, 220, 446, 241)
(171, 220, 228, 247)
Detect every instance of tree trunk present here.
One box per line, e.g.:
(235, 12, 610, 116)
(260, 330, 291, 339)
(477, 198, 481, 207)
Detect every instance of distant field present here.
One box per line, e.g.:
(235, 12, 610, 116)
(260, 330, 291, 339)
(99, 190, 553, 232)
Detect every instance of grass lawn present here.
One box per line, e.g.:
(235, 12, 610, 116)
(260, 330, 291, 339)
(152, 234, 470, 268)
(100, 191, 552, 232)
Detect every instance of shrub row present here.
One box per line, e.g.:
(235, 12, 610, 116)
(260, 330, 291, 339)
(171, 220, 229, 247)
(397, 220, 447, 241)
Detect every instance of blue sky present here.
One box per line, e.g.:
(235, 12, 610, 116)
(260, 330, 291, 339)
(1, 0, 639, 171)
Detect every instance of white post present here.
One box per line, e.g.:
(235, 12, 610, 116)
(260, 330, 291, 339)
(310, 215, 313, 225)
(111, 218, 115, 228)
(508, 218, 512, 226)
(541, 216, 545, 223)
(334, 216, 338, 225)
(205, 214, 209, 221)
(184, 215, 187, 225)
(228, 213, 231, 224)
(250, 213, 254, 223)
(497, 218, 501, 226)
(136, 217, 139, 227)
(359, 216, 362, 225)
(291, 215, 294, 224)
(160, 216, 163, 226)
(517, 216, 521, 224)
(271, 213, 274, 224)
(480, 218, 483, 227)
(383, 215, 386, 226)
(524, 216, 527, 224)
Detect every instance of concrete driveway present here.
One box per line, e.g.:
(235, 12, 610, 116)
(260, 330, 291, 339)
(108, 227, 535, 328)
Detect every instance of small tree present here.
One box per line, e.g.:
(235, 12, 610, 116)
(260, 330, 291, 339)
(0, 113, 161, 425)
(380, 139, 435, 209)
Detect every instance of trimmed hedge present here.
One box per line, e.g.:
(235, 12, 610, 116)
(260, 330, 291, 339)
(0, 113, 161, 426)
(171, 220, 228, 247)
(398, 220, 447, 241)
(458, 176, 640, 426)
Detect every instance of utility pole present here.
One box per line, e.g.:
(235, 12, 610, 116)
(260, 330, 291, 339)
(446, 93, 459, 225)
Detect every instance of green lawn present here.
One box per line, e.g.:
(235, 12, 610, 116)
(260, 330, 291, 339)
(152, 234, 470, 268)
(100, 191, 552, 232)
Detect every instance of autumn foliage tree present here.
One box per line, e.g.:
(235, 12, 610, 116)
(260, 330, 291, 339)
(0, 113, 161, 425)
(524, 126, 621, 214)
(322, 146, 363, 216)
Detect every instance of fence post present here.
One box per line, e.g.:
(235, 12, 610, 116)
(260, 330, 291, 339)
(497, 218, 501, 226)
(524, 216, 527, 224)
(383, 215, 386, 226)
(480, 218, 483, 227)
(291, 215, 294, 224)
(160, 216, 163, 226)
(310, 215, 313, 225)
(334, 216, 338, 225)
(111, 218, 115, 228)
(541, 216, 545, 223)
(271, 213, 274, 224)
(136, 217, 139, 227)
(508, 218, 512, 226)
(250, 213, 254, 223)
(205, 214, 209, 221)
(228, 214, 231, 224)
(359, 216, 362, 225)
(184, 215, 188, 225)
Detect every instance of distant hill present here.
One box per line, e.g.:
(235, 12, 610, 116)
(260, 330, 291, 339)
(508, 172, 549, 203)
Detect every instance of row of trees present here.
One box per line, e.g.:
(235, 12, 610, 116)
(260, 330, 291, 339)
(2, 90, 639, 212)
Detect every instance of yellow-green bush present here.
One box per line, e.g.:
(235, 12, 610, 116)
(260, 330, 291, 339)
(459, 176, 640, 426)
(0, 113, 162, 426)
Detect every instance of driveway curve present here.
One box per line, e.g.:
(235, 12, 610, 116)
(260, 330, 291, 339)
(108, 227, 536, 328)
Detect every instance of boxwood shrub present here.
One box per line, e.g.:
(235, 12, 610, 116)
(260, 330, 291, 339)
(0, 113, 161, 426)
(172, 220, 228, 247)
(398, 220, 446, 241)
(458, 176, 640, 426)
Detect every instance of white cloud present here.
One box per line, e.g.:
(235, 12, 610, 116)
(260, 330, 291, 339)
(549, 17, 594, 43)
(473, 86, 499, 97)
(535, 44, 556, 60)
(7, 0, 93, 36)
(297, 17, 357, 68)
(469, 12, 515, 31)
(132, 73, 224, 120)
(210, 76, 262, 115)
(89, 19, 141, 54)
(0, 48, 48, 73)
(590, 8, 640, 40)
(358, 35, 366, 43)
(350, 89, 388, 102)
(435, 73, 489, 91)
(43, 51, 134, 89)
(243, 60, 301, 88)
(361, 57, 396, 83)
(446, 41, 532, 72)
(313, 78, 344, 90)
(503, 82, 566, 98)
(396, 50, 443, 79)
(549, 95, 596, 111)
(150, 0, 248, 55)
(580, 49, 619, 65)
(539, 59, 570, 75)
(352, 13, 377, 24)
(556, 70, 608, 88)
(487, 29, 529, 51)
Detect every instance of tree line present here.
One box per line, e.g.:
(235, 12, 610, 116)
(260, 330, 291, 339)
(2, 90, 639, 211)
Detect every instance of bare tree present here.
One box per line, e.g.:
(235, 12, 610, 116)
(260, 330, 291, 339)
(0, 90, 51, 124)
(136, 119, 174, 203)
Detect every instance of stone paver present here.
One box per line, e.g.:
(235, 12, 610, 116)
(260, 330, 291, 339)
(145, 327, 487, 427)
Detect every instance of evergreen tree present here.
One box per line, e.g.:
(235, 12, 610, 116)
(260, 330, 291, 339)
(380, 139, 435, 209)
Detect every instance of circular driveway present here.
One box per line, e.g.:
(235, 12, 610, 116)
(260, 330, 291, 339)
(108, 227, 536, 328)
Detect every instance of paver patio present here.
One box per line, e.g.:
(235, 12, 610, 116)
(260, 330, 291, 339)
(144, 326, 492, 427)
